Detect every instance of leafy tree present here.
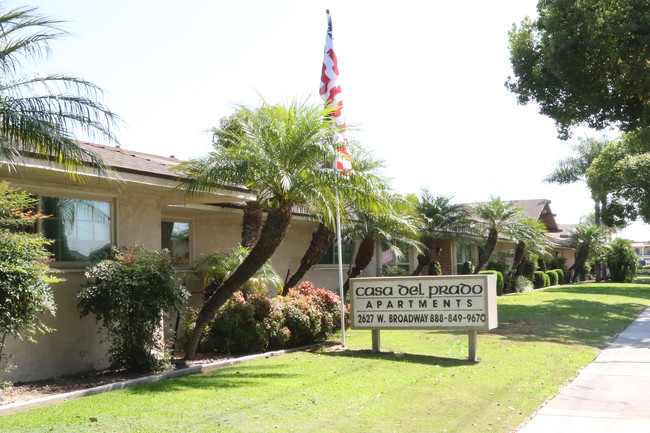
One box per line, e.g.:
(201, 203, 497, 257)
(0, 183, 57, 368)
(0, 5, 119, 173)
(176, 99, 380, 359)
(78, 246, 188, 373)
(604, 238, 638, 283)
(567, 224, 608, 282)
(472, 196, 526, 273)
(411, 190, 475, 276)
(506, 0, 650, 138)
(587, 129, 650, 228)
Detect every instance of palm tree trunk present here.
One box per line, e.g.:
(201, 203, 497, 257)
(283, 223, 335, 294)
(509, 240, 526, 278)
(569, 247, 589, 283)
(412, 239, 434, 276)
(475, 230, 498, 273)
(241, 200, 263, 248)
(184, 201, 294, 359)
(343, 237, 375, 297)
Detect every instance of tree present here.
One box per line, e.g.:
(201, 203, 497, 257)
(0, 183, 57, 368)
(176, 99, 379, 359)
(0, 5, 119, 173)
(342, 191, 422, 296)
(545, 135, 610, 280)
(283, 149, 387, 292)
(506, 1, 650, 138)
(508, 217, 553, 280)
(472, 196, 525, 273)
(567, 224, 608, 282)
(587, 129, 650, 228)
(411, 190, 475, 276)
(604, 238, 638, 283)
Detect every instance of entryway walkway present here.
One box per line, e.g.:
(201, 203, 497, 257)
(518, 306, 650, 432)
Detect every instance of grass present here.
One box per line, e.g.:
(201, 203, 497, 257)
(2, 283, 650, 432)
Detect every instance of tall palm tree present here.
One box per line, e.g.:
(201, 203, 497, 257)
(508, 217, 553, 278)
(411, 190, 476, 276)
(283, 149, 387, 292)
(176, 99, 380, 358)
(472, 196, 525, 273)
(545, 136, 609, 280)
(0, 6, 119, 173)
(342, 191, 422, 296)
(567, 224, 607, 282)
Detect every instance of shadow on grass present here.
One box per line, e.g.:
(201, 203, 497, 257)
(320, 349, 476, 367)
(494, 295, 647, 349)
(123, 363, 298, 395)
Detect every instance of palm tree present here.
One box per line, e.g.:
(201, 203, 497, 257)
(283, 150, 386, 292)
(567, 224, 607, 282)
(0, 6, 119, 173)
(176, 99, 379, 359)
(508, 217, 553, 279)
(342, 191, 422, 296)
(545, 136, 609, 280)
(411, 190, 475, 276)
(472, 196, 525, 273)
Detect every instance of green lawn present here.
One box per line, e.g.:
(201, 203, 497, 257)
(2, 283, 650, 433)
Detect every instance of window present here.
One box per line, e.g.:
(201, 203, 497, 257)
(161, 221, 190, 264)
(41, 197, 111, 262)
(319, 236, 354, 265)
(456, 244, 472, 274)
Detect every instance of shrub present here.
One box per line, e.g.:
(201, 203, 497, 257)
(533, 271, 547, 289)
(486, 253, 509, 275)
(427, 261, 442, 276)
(553, 268, 565, 284)
(192, 281, 342, 356)
(513, 276, 533, 293)
(383, 264, 408, 276)
(78, 246, 189, 373)
(0, 184, 58, 374)
(479, 270, 504, 296)
(546, 270, 559, 286)
(461, 261, 475, 274)
(544, 273, 551, 287)
(604, 238, 638, 283)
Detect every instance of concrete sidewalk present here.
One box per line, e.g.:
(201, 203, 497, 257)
(518, 306, 650, 432)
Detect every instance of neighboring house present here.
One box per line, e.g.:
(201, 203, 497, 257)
(632, 242, 650, 264)
(1, 142, 379, 382)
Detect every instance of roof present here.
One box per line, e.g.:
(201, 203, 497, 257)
(76, 141, 183, 180)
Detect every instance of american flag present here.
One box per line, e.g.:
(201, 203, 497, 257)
(320, 9, 352, 172)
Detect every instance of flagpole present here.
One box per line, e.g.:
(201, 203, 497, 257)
(335, 190, 346, 347)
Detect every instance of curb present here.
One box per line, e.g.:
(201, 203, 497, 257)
(0, 344, 321, 416)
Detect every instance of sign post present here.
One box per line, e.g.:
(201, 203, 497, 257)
(350, 274, 498, 360)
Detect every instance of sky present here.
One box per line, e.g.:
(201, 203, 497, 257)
(7, 0, 650, 240)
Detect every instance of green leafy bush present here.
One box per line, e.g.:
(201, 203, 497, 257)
(546, 270, 559, 286)
(428, 261, 442, 276)
(0, 184, 58, 373)
(78, 246, 188, 373)
(185, 281, 342, 356)
(479, 270, 504, 296)
(461, 261, 475, 274)
(604, 238, 638, 283)
(553, 268, 565, 284)
(513, 276, 533, 293)
(533, 271, 547, 289)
